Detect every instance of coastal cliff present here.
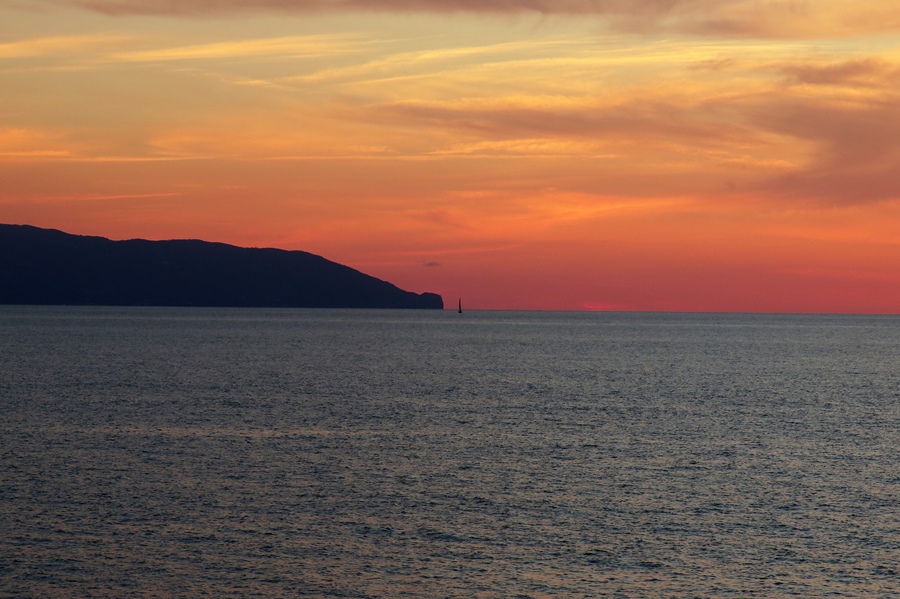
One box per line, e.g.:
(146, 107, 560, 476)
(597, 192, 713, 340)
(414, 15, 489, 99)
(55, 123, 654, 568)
(0, 224, 443, 309)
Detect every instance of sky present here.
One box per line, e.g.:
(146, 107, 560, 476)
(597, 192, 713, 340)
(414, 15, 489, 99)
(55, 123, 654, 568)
(3, 0, 900, 312)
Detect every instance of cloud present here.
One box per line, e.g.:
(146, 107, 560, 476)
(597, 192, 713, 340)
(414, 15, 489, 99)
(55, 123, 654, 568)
(288, 38, 586, 85)
(18, 192, 183, 203)
(0, 127, 80, 159)
(49, 0, 704, 16)
(353, 63, 900, 204)
(780, 59, 899, 87)
(429, 138, 612, 158)
(0, 34, 128, 59)
(44, 0, 900, 38)
(370, 96, 758, 150)
(109, 34, 365, 62)
(754, 95, 900, 203)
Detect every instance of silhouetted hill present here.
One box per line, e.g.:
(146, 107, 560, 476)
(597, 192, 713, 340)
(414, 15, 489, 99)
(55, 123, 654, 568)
(0, 224, 443, 309)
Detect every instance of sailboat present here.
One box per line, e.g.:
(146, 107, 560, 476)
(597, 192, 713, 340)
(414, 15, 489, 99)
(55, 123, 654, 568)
(458, 298, 462, 314)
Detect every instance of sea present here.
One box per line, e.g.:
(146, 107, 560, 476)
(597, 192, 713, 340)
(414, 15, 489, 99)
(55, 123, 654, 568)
(1, 306, 898, 598)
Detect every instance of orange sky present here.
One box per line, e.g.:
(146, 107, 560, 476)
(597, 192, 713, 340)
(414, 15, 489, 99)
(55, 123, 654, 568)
(3, 1, 900, 312)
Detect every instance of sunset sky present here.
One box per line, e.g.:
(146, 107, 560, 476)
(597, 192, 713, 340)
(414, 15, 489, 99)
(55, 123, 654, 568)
(3, 1, 900, 312)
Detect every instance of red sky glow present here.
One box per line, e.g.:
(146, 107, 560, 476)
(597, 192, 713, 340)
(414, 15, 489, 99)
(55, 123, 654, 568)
(3, 1, 900, 311)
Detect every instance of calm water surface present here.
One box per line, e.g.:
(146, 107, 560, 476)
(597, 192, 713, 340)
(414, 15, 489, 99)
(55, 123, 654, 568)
(1, 307, 899, 597)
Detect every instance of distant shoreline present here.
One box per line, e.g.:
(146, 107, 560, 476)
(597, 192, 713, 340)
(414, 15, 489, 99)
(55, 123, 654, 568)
(0, 224, 443, 310)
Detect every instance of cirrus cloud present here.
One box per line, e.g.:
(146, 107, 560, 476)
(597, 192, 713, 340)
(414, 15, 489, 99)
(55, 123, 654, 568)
(36, 0, 900, 38)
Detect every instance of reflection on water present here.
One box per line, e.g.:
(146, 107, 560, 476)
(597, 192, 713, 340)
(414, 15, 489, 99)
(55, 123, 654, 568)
(2, 307, 899, 597)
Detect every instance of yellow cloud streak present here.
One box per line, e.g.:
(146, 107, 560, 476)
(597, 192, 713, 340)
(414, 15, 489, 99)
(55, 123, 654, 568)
(289, 37, 593, 83)
(0, 34, 130, 59)
(316, 38, 822, 105)
(109, 34, 369, 62)
(0, 127, 83, 159)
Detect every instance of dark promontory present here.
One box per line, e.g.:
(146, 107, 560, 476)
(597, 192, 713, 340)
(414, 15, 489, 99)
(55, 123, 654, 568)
(0, 224, 443, 309)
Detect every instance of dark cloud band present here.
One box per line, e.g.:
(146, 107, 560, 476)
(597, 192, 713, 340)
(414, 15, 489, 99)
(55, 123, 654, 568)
(71, 0, 685, 16)
(49, 1, 900, 39)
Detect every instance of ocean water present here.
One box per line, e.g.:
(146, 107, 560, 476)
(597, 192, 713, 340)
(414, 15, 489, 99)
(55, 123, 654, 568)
(1, 307, 898, 598)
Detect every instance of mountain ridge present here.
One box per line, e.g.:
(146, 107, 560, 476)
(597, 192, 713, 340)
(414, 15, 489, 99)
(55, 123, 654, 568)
(0, 224, 443, 309)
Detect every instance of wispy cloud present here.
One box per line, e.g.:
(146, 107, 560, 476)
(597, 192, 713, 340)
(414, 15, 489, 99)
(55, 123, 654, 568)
(779, 58, 899, 87)
(109, 34, 366, 62)
(339, 47, 900, 204)
(754, 94, 900, 204)
(45, 0, 900, 38)
(0, 127, 80, 158)
(429, 138, 613, 158)
(369, 96, 762, 151)
(288, 38, 589, 85)
(0, 34, 128, 59)
(22, 191, 182, 203)
(33, 0, 705, 15)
